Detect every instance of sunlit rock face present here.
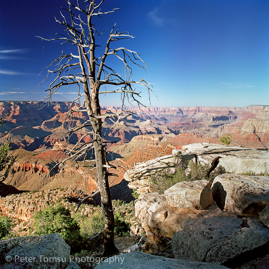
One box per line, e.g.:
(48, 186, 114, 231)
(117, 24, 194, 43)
(134, 192, 201, 242)
(182, 143, 269, 174)
(164, 180, 213, 210)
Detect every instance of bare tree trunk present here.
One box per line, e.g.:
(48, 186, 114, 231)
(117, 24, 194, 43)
(90, 80, 119, 255)
(92, 117, 119, 256)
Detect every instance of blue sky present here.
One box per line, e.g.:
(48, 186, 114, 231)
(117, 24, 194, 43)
(0, 0, 268, 107)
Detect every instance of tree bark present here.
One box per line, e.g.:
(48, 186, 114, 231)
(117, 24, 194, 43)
(92, 117, 119, 256)
(89, 80, 119, 256)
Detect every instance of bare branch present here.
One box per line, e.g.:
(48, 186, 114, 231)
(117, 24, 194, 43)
(75, 190, 100, 212)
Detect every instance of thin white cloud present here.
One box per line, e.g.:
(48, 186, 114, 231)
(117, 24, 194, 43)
(148, 7, 176, 27)
(0, 91, 26, 95)
(0, 49, 28, 60)
(148, 8, 165, 27)
(0, 49, 27, 54)
(0, 69, 35, 76)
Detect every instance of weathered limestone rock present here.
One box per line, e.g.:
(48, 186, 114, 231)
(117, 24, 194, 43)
(183, 143, 269, 175)
(124, 150, 194, 194)
(135, 192, 200, 242)
(212, 174, 269, 216)
(94, 251, 229, 269)
(125, 143, 268, 195)
(0, 233, 70, 269)
(260, 203, 269, 228)
(172, 213, 269, 266)
(164, 179, 213, 210)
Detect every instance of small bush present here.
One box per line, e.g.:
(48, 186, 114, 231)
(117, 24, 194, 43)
(79, 208, 104, 239)
(114, 211, 130, 237)
(0, 215, 11, 239)
(220, 134, 232, 146)
(132, 190, 139, 199)
(33, 205, 82, 253)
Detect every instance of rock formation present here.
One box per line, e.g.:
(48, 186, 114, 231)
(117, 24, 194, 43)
(212, 174, 269, 215)
(172, 212, 269, 266)
(131, 143, 269, 268)
(124, 143, 269, 194)
(182, 143, 269, 174)
(124, 150, 185, 194)
(134, 192, 200, 242)
(164, 180, 213, 210)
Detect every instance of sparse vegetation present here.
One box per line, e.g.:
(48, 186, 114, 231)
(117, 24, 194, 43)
(0, 215, 11, 239)
(150, 161, 226, 194)
(220, 134, 232, 146)
(75, 200, 135, 240)
(76, 206, 103, 239)
(29, 197, 136, 253)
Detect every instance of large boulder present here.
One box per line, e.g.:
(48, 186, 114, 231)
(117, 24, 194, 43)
(0, 233, 71, 269)
(94, 251, 229, 269)
(164, 179, 213, 210)
(135, 192, 200, 242)
(172, 212, 269, 266)
(212, 174, 269, 216)
(183, 143, 269, 175)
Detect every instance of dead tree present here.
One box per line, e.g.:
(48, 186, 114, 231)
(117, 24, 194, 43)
(37, 0, 153, 256)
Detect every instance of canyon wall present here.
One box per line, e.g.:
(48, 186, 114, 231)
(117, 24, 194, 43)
(0, 101, 268, 151)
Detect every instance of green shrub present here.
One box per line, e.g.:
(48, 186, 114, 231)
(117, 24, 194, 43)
(150, 166, 189, 194)
(150, 161, 225, 194)
(0, 143, 16, 181)
(79, 208, 104, 239)
(33, 205, 82, 253)
(0, 215, 11, 239)
(220, 134, 232, 146)
(114, 211, 130, 237)
(0, 117, 16, 181)
(132, 190, 139, 199)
